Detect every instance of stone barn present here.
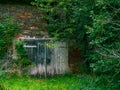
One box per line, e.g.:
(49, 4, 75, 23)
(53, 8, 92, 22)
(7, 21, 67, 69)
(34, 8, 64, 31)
(0, 3, 82, 76)
(0, 4, 69, 76)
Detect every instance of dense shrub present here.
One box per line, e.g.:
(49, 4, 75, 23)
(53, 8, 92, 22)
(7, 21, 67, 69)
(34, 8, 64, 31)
(32, 0, 120, 89)
(0, 16, 19, 77)
(86, 0, 120, 89)
(0, 16, 19, 58)
(31, 0, 92, 54)
(15, 41, 32, 68)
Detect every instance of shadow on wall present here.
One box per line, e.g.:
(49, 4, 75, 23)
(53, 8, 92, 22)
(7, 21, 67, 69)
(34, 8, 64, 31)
(69, 47, 84, 73)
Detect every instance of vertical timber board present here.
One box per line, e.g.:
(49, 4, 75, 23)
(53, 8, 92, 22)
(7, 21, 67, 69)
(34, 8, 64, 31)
(44, 41, 47, 78)
(59, 42, 69, 74)
(54, 42, 59, 74)
(50, 42, 56, 75)
(52, 41, 69, 75)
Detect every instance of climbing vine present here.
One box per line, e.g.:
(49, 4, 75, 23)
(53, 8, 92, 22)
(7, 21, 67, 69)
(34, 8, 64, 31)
(0, 16, 19, 58)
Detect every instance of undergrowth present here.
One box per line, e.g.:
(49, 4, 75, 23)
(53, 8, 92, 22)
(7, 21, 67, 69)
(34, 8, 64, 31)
(0, 74, 111, 90)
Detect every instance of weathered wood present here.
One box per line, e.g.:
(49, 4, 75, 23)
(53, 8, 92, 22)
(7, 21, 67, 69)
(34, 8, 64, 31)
(23, 45, 37, 48)
(44, 42, 47, 78)
(15, 38, 69, 76)
(20, 38, 51, 41)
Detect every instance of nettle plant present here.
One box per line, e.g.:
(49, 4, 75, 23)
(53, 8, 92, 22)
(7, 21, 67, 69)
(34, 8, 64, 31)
(0, 16, 19, 58)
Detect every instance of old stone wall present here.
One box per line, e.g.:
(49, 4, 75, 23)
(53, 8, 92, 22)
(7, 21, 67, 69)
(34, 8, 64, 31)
(0, 4, 48, 37)
(0, 4, 83, 73)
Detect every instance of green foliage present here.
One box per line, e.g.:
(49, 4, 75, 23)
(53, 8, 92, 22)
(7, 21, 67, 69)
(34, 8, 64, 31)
(0, 60, 6, 78)
(0, 16, 19, 58)
(0, 84, 6, 90)
(15, 41, 32, 68)
(32, 0, 120, 89)
(86, 0, 120, 89)
(31, 0, 91, 51)
(0, 74, 109, 90)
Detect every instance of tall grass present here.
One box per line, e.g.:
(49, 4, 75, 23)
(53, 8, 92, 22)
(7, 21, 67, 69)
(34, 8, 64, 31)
(0, 74, 110, 90)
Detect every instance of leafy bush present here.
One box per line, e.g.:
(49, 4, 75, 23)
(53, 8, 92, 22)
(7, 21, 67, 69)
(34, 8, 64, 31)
(86, 0, 120, 89)
(0, 16, 20, 77)
(32, 0, 120, 89)
(15, 41, 32, 68)
(0, 16, 19, 58)
(31, 0, 91, 51)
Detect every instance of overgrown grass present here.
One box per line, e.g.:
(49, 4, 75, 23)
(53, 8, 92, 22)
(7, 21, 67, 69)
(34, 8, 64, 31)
(0, 74, 109, 90)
